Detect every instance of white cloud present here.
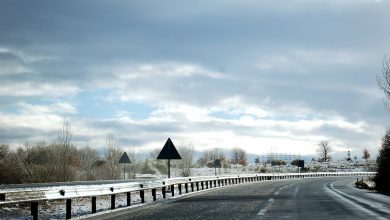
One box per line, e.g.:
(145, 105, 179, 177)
(0, 82, 80, 97)
(0, 47, 56, 63)
(256, 49, 371, 73)
(104, 62, 227, 80)
(0, 111, 63, 133)
(293, 49, 369, 65)
(0, 0, 388, 158)
(18, 102, 77, 115)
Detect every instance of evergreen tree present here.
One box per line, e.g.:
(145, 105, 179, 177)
(374, 129, 390, 195)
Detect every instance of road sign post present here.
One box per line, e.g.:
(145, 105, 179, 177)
(157, 138, 181, 178)
(119, 152, 131, 180)
(214, 158, 221, 176)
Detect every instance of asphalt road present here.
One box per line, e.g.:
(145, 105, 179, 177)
(94, 177, 390, 220)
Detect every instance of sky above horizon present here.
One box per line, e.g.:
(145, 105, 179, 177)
(1, 0, 390, 159)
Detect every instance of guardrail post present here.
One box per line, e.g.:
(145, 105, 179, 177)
(92, 196, 96, 213)
(127, 192, 131, 206)
(111, 194, 115, 210)
(140, 190, 145, 203)
(185, 183, 189, 193)
(171, 185, 175, 196)
(66, 199, 72, 219)
(31, 202, 38, 220)
(196, 182, 199, 191)
(152, 188, 157, 201)
(201, 181, 204, 190)
(218, 179, 221, 187)
(214, 180, 217, 187)
(162, 186, 166, 198)
(191, 182, 194, 192)
(206, 181, 209, 189)
(178, 184, 182, 194)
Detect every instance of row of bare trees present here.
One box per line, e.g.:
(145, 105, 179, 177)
(316, 140, 371, 162)
(0, 121, 215, 183)
(0, 120, 251, 183)
(196, 147, 248, 168)
(0, 122, 130, 184)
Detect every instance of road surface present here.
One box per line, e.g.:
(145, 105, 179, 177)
(91, 177, 390, 220)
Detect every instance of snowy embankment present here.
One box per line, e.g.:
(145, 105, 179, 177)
(0, 181, 168, 219)
(0, 161, 375, 219)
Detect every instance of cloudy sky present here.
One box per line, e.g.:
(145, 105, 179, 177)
(1, 0, 389, 158)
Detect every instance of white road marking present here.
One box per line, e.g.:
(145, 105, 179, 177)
(257, 208, 267, 216)
(327, 182, 389, 220)
(293, 186, 300, 198)
(257, 198, 275, 216)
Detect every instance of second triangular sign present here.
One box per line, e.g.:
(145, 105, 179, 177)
(157, 138, 181, 160)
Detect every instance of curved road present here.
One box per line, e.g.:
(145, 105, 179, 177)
(91, 177, 390, 220)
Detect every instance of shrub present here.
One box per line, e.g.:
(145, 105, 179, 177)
(374, 129, 390, 195)
(270, 160, 286, 166)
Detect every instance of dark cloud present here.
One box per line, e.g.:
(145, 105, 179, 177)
(0, 0, 389, 153)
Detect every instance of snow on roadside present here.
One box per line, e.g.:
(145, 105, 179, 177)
(0, 160, 374, 219)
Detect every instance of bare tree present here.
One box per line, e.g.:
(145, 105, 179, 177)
(104, 134, 122, 180)
(0, 144, 8, 159)
(231, 147, 247, 166)
(376, 58, 390, 194)
(177, 144, 194, 177)
(0, 144, 24, 184)
(377, 56, 390, 110)
(56, 121, 74, 182)
(197, 148, 228, 168)
(317, 140, 332, 162)
(77, 145, 100, 180)
(197, 150, 211, 167)
(362, 148, 370, 162)
(376, 57, 390, 111)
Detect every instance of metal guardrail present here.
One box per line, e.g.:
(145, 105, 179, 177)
(0, 172, 376, 219)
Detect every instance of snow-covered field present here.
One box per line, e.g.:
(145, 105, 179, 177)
(0, 160, 375, 219)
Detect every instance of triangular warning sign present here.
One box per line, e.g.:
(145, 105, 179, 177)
(119, 152, 131, 163)
(157, 138, 181, 160)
